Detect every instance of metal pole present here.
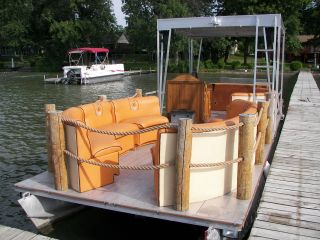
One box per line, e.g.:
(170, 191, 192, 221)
(157, 30, 160, 101)
(276, 26, 281, 115)
(162, 30, 172, 111)
(190, 39, 193, 74)
(197, 38, 203, 74)
(280, 30, 285, 117)
(160, 34, 164, 112)
(263, 27, 271, 92)
(253, 17, 259, 102)
(272, 17, 277, 93)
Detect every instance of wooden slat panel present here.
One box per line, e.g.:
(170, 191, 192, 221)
(250, 71, 320, 239)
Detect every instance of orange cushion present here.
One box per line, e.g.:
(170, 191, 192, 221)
(226, 99, 253, 119)
(122, 115, 169, 128)
(80, 101, 114, 128)
(112, 96, 161, 122)
(87, 132, 122, 157)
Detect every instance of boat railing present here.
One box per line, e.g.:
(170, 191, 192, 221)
(44, 89, 273, 211)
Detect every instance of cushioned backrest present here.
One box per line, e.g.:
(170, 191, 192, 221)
(226, 99, 254, 119)
(79, 101, 114, 128)
(112, 96, 160, 122)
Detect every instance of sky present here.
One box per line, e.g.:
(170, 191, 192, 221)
(112, 0, 127, 26)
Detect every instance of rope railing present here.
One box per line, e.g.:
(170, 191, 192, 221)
(64, 150, 242, 170)
(61, 117, 244, 135)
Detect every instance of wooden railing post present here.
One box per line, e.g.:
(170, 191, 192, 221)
(255, 101, 270, 164)
(265, 92, 274, 144)
(98, 95, 107, 101)
(237, 114, 256, 200)
(48, 110, 68, 191)
(176, 118, 192, 211)
(45, 104, 55, 172)
(135, 89, 143, 97)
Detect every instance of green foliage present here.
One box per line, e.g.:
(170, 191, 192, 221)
(290, 61, 303, 71)
(217, 60, 225, 69)
(231, 60, 241, 69)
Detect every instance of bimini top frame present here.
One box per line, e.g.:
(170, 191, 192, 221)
(157, 14, 285, 119)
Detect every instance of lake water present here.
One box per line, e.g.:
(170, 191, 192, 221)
(0, 72, 297, 239)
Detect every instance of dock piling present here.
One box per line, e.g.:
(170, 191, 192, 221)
(48, 110, 68, 191)
(255, 101, 269, 164)
(98, 95, 107, 101)
(237, 113, 256, 200)
(265, 92, 274, 144)
(45, 104, 56, 172)
(175, 118, 192, 211)
(135, 89, 143, 97)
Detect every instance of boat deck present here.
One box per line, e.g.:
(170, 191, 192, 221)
(15, 141, 272, 235)
(0, 224, 54, 240)
(250, 71, 320, 239)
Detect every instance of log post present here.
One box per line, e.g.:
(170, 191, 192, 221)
(135, 88, 143, 97)
(45, 104, 56, 172)
(48, 110, 68, 191)
(265, 92, 273, 144)
(255, 101, 270, 164)
(98, 95, 107, 101)
(237, 114, 256, 200)
(175, 118, 192, 211)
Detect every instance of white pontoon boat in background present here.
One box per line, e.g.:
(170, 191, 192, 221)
(45, 47, 124, 84)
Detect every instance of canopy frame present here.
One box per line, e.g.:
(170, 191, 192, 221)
(157, 14, 285, 118)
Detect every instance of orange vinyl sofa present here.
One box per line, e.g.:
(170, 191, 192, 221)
(63, 96, 169, 192)
(151, 99, 258, 206)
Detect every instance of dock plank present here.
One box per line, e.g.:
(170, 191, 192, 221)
(0, 225, 53, 240)
(250, 71, 320, 239)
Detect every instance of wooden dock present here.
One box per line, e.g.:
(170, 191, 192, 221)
(0, 225, 55, 240)
(250, 71, 320, 239)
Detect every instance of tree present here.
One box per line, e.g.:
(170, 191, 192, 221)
(0, 0, 33, 59)
(218, 0, 311, 56)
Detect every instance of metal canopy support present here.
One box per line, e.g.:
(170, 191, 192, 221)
(263, 27, 271, 91)
(157, 14, 285, 114)
(280, 31, 286, 117)
(253, 17, 259, 102)
(197, 39, 203, 74)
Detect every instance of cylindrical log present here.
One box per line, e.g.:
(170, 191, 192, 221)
(98, 95, 107, 101)
(135, 89, 143, 97)
(45, 104, 56, 172)
(237, 113, 256, 200)
(175, 118, 192, 211)
(255, 101, 270, 164)
(48, 110, 68, 191)
(265, 92, 273, 144)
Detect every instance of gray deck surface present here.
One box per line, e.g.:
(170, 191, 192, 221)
(250, 71, 320, 239)
(0, 224, 54, 240)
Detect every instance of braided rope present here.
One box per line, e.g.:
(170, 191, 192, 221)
(61, 117, 243, 135)
(64, 150, 172, 170)
(191, 122, 243, 132)
(62, 118, 173, 135)
(255, 107, 264, 126)
(65, 150, 242, 170)
(190, 157, 243, 168)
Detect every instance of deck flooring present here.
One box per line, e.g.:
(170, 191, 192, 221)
(0, 225, 54, 240)
(249, 71, 320, 240)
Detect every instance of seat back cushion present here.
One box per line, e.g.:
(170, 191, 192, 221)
(112, 96, 161, 123)
(226, 99, 254, 119)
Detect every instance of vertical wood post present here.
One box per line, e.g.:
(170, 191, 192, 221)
(175, 118, 192, 211)
(98, 95, 107, 101)
(237, 114, 256, 200)
(265, 93, 273, 144)
(45, 104, 55, 172)
(255, 101, 270, 164)
(49, 110, 68, 191)
(135, 89, 143, 97)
